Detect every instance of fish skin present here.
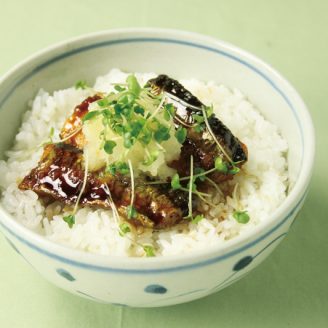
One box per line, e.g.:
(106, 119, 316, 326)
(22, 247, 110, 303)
(148, 74, 248, 181)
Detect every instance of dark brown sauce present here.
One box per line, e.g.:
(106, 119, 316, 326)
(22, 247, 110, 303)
(19, 143, 185, 229)
(60, 95, 101, 148)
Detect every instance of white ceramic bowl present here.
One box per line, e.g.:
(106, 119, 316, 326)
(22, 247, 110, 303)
(0, 28, 314, 307)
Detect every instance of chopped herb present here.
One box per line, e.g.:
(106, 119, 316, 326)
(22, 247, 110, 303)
(215, 157, 228, 173)
(119, 222, 131, 236)
(75, 80, 88, 90)
(233, 210, 250, 224)
(175, 126, 187, 144)
(103, 140, 117, 154)
(143, 245, 155, 257)
(171, 173, 181, 190)
(63, 214, 75, 228)
(82, 110, 101, 122)
(191, 214, 204, 224)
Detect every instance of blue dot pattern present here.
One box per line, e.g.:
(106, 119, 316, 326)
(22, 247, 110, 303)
(144, 284, 167, 294)
(56, 268, 76, 281)
(233, 256, 253, 271)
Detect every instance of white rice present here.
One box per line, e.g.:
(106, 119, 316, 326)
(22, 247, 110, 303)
(0, 69, 289, 257)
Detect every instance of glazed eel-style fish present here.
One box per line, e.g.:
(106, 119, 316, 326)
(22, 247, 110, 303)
(148, 75, 248, 182)
(19, 75, 248, 230)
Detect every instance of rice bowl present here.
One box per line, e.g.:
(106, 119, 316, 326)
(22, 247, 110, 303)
(0, 29, 314, 306)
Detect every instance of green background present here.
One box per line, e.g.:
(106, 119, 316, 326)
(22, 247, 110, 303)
(0, 0, 327, 327)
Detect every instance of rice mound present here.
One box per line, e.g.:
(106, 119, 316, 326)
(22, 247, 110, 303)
(0, 69, 289, 257)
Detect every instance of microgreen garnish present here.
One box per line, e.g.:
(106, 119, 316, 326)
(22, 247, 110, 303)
(106, 161, 129, 175)
(193, 124, 205, 133)
(114, 85, 126, 92)
(119, 222, 131, 236)
(79, 75, 182, 178)
(214, 157, 228, 173)
(171, 173, 182, 190)
(82, 110, 101, 122)
(127, 159, 137, 220)
(123, 132, 134, 148)
(97, 98, 109, 107)
(178, 157, 230, 183)
(192, 114, 204, 124)
(63, 214, 75, 228)
(127, 75, 141, 96)
(205, 106, 213, 117)
(71, 75, 244, 239)
(143, 149, 159, 166)
(175, 126, 187, 144)
(194, 168, 206, 182)
(143, 245, 155, 257)
(126, 205, 137, 219)
(75, 80, 88, 90)
(103, 140, 117, 154)
(154, 124, 170, 143)
(191, 214, 204, 224)
(163, 103, 176, 121)
(229, 166, 240, 175)
(233, 210, 250, 224)
(204, 177, 223, 196)
(134, 105, 145, 116)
